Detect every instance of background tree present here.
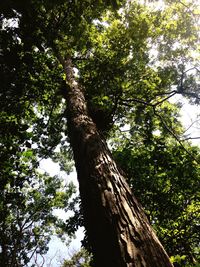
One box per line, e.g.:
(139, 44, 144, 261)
(112, 106, 200, 266)
(61, 248, 92, 267)
(0, 8, 77, 266)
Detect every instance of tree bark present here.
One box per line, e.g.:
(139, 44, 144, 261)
(62, 57, 173, 267)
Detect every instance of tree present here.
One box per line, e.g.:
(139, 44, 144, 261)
(112, 107, 200, 266)
(1, 0, 199, 266)
(0, 9, 77, 265)
(0, 74, 77, 266)
(61, 248, 92, 267)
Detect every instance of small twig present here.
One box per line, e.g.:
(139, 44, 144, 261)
(119, 91, 176, 108)
(47, 250, 59, 267)
(154, 108, 200, 164)
(181, 136, 200, 141)
(184, 66, 200, 74)
(179, 1, 200, 23)
(119, 97, 152, 107)
(182, 119, 200, 135)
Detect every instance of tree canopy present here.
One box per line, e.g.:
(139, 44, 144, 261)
(0, 0, 200, 266)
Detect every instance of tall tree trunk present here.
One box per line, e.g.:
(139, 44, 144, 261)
(62, 57, 173, 267)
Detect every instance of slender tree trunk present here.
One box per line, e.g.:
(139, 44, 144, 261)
(62, 56, 173, 267)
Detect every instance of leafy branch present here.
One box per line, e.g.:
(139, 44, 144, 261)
(119, 93, 200, 164)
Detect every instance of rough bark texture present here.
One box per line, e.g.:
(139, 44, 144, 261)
(63, 57, 173, 267)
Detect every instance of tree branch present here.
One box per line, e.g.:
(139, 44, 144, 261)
(153, 107, 200, 164)
(181, 136, 200, 141)
(182, 119, 200, 135)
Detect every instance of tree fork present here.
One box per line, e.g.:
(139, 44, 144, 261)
(61, 56, 173, 267)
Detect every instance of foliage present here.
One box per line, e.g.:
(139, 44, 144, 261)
(0, 8, 77, 267)
(61, 248, 92, 267)
(113, 132, 200, 265)
(0, 0, 200, 265)
(0, 78, 77, 265)
(0, 166, 76, 266)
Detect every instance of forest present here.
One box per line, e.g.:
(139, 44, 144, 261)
(0, 0, 200, 266)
